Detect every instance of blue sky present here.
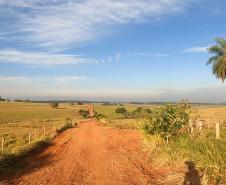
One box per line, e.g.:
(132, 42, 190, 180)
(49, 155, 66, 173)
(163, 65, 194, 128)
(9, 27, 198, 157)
(0, 0, 226, 102)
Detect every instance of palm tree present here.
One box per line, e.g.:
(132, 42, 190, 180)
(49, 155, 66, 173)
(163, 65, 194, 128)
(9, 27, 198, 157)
(207, 37, 226, 82)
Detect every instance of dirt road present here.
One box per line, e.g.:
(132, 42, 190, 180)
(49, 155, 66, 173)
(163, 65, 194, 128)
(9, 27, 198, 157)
(8, 120, 163, 185)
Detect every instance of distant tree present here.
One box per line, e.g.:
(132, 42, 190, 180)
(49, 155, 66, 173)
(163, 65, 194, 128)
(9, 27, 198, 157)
(115, 107, 127, 114)
(207, 37, 226, 81)
(77, 102, 84, 105)
(115, 107, 130, 118)
(78, 109, 89, 118)
(14, 99, 22, 102)
(0, 96, 5, 101)
(50, 102, 59, 109)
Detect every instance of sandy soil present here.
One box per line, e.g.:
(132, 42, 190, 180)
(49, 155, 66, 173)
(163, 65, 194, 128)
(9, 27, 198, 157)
(4, 120, 164, 185)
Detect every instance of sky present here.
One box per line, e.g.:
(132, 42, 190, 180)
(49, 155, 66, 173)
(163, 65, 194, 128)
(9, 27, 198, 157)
(0, 0, 226, 103)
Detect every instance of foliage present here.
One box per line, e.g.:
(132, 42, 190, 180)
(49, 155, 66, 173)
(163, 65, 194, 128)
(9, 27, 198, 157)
(49, 102, 59, 109)
(14, 99, 23, 102)
(207, 37, 226, 82)
(56, 118, 76, 134)
(95, 113, 106, 121)
(132, 107, 152, 118)
(78, 109, 89, 118)
(0, 96, 5, 101)
(77, 102, 84, 105)
(115, 107, 130, 118)
(115, 107, 127, 114)
(142, 103, 191, 142)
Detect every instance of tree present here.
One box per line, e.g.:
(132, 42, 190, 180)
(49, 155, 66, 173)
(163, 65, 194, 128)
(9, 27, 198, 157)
(0, 96, 5, 101)
(142, 103, 191, 143)
(50, 102, 59, 109)
(115, 107, 127, 114)
(78, 109, 89, 118)
(115, 107, 130, 118)
(207, 37, 226, 82)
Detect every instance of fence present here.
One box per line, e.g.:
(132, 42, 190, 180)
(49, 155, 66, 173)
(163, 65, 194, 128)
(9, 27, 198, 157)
(0, 119, 77, 154)
(188, 118, 226, 140)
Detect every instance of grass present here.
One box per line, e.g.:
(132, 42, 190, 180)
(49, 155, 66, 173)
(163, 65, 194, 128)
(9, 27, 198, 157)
(1, 101, 226, 182)
(142, 125, 226, 184)
(0, 101, 84, 177)
(93, 103, 157, 120)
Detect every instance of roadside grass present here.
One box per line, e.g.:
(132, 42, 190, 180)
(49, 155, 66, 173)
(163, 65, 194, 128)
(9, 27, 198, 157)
(100, 119, 139, 129)
(0, 102, 83, 177)
(142, 128, 226, 184)
(0, 120, 77, 177)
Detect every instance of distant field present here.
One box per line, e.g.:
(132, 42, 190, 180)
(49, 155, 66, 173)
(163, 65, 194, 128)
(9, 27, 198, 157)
(93, 103, 157, 120)
(0, 102, 84, 154)
(197, 105, 226, 120)
(1, 102, 226, 153)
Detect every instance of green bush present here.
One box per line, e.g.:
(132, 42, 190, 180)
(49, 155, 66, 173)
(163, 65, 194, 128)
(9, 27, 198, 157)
(132, 107, 152, 118)
(78, 109, 89, 118)
(142, 103, 191, 142)
(115, 107, 130, 118)
(49, 102, 59, 109)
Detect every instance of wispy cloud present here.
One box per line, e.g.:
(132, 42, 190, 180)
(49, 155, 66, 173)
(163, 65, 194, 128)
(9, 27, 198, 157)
(52, 76, 88, 83)
(0, 49, 99, 65)
(0, 75, 90, 83)
(0, 0, 194, 50)
(184, 46, 209, 53)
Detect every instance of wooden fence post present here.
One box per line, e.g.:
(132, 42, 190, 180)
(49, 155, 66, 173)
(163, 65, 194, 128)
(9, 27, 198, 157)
(199, 121, 203, 135)
(1, 137, 4, 152)
(28, 131, 31, 143)
(216, 122, 220, 139)
(35, 128, 37, 140)
(43, 125, 46, 135)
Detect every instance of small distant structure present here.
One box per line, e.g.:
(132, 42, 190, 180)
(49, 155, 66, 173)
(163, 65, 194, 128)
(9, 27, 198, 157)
(88, 104, 95, 118)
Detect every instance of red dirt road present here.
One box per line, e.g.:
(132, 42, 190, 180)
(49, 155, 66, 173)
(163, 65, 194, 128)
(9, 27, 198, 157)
(8, 120, 163, 185)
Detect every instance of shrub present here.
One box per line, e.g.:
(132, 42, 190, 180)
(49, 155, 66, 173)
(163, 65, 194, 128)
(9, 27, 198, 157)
(132, 107, 152, 118)
(115, 107, 127, 114)
(56, 118, 75, 134)
(115, 107, 130, 118)
(69, 102, 74, 106)
(95, 113, 106, 121)
(77, 102, 84, 105)
(49, 102, 59, 109)
(78, 109, 89, 118)
(142, 103, 191, 143)
(0, 96, 5, 101)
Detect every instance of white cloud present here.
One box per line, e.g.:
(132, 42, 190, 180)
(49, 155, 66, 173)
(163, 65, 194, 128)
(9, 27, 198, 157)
(52, 76, 88, 83)
(0, 49, 99, 65)
(0, 76, 30, 83)
(0, 75, 89, 84)
(0, 0, 194, 50)
(115, 52, 121, 62)
(107, 56, 112, 63)
(184, 46, 209, 53)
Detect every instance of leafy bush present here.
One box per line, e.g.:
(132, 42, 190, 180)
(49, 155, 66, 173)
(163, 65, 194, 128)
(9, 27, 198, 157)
(132, 107, 152, 118)
(77, 102, 84, 105)
(0, 96, 5, 101)
(95, 113, 106, 121)
(56, 118, 75, 134)
(142, 103, 191, 142)
(78, 109, 89, 118)
(115, 107, 127, 114)
(49, 102, 59, 109)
